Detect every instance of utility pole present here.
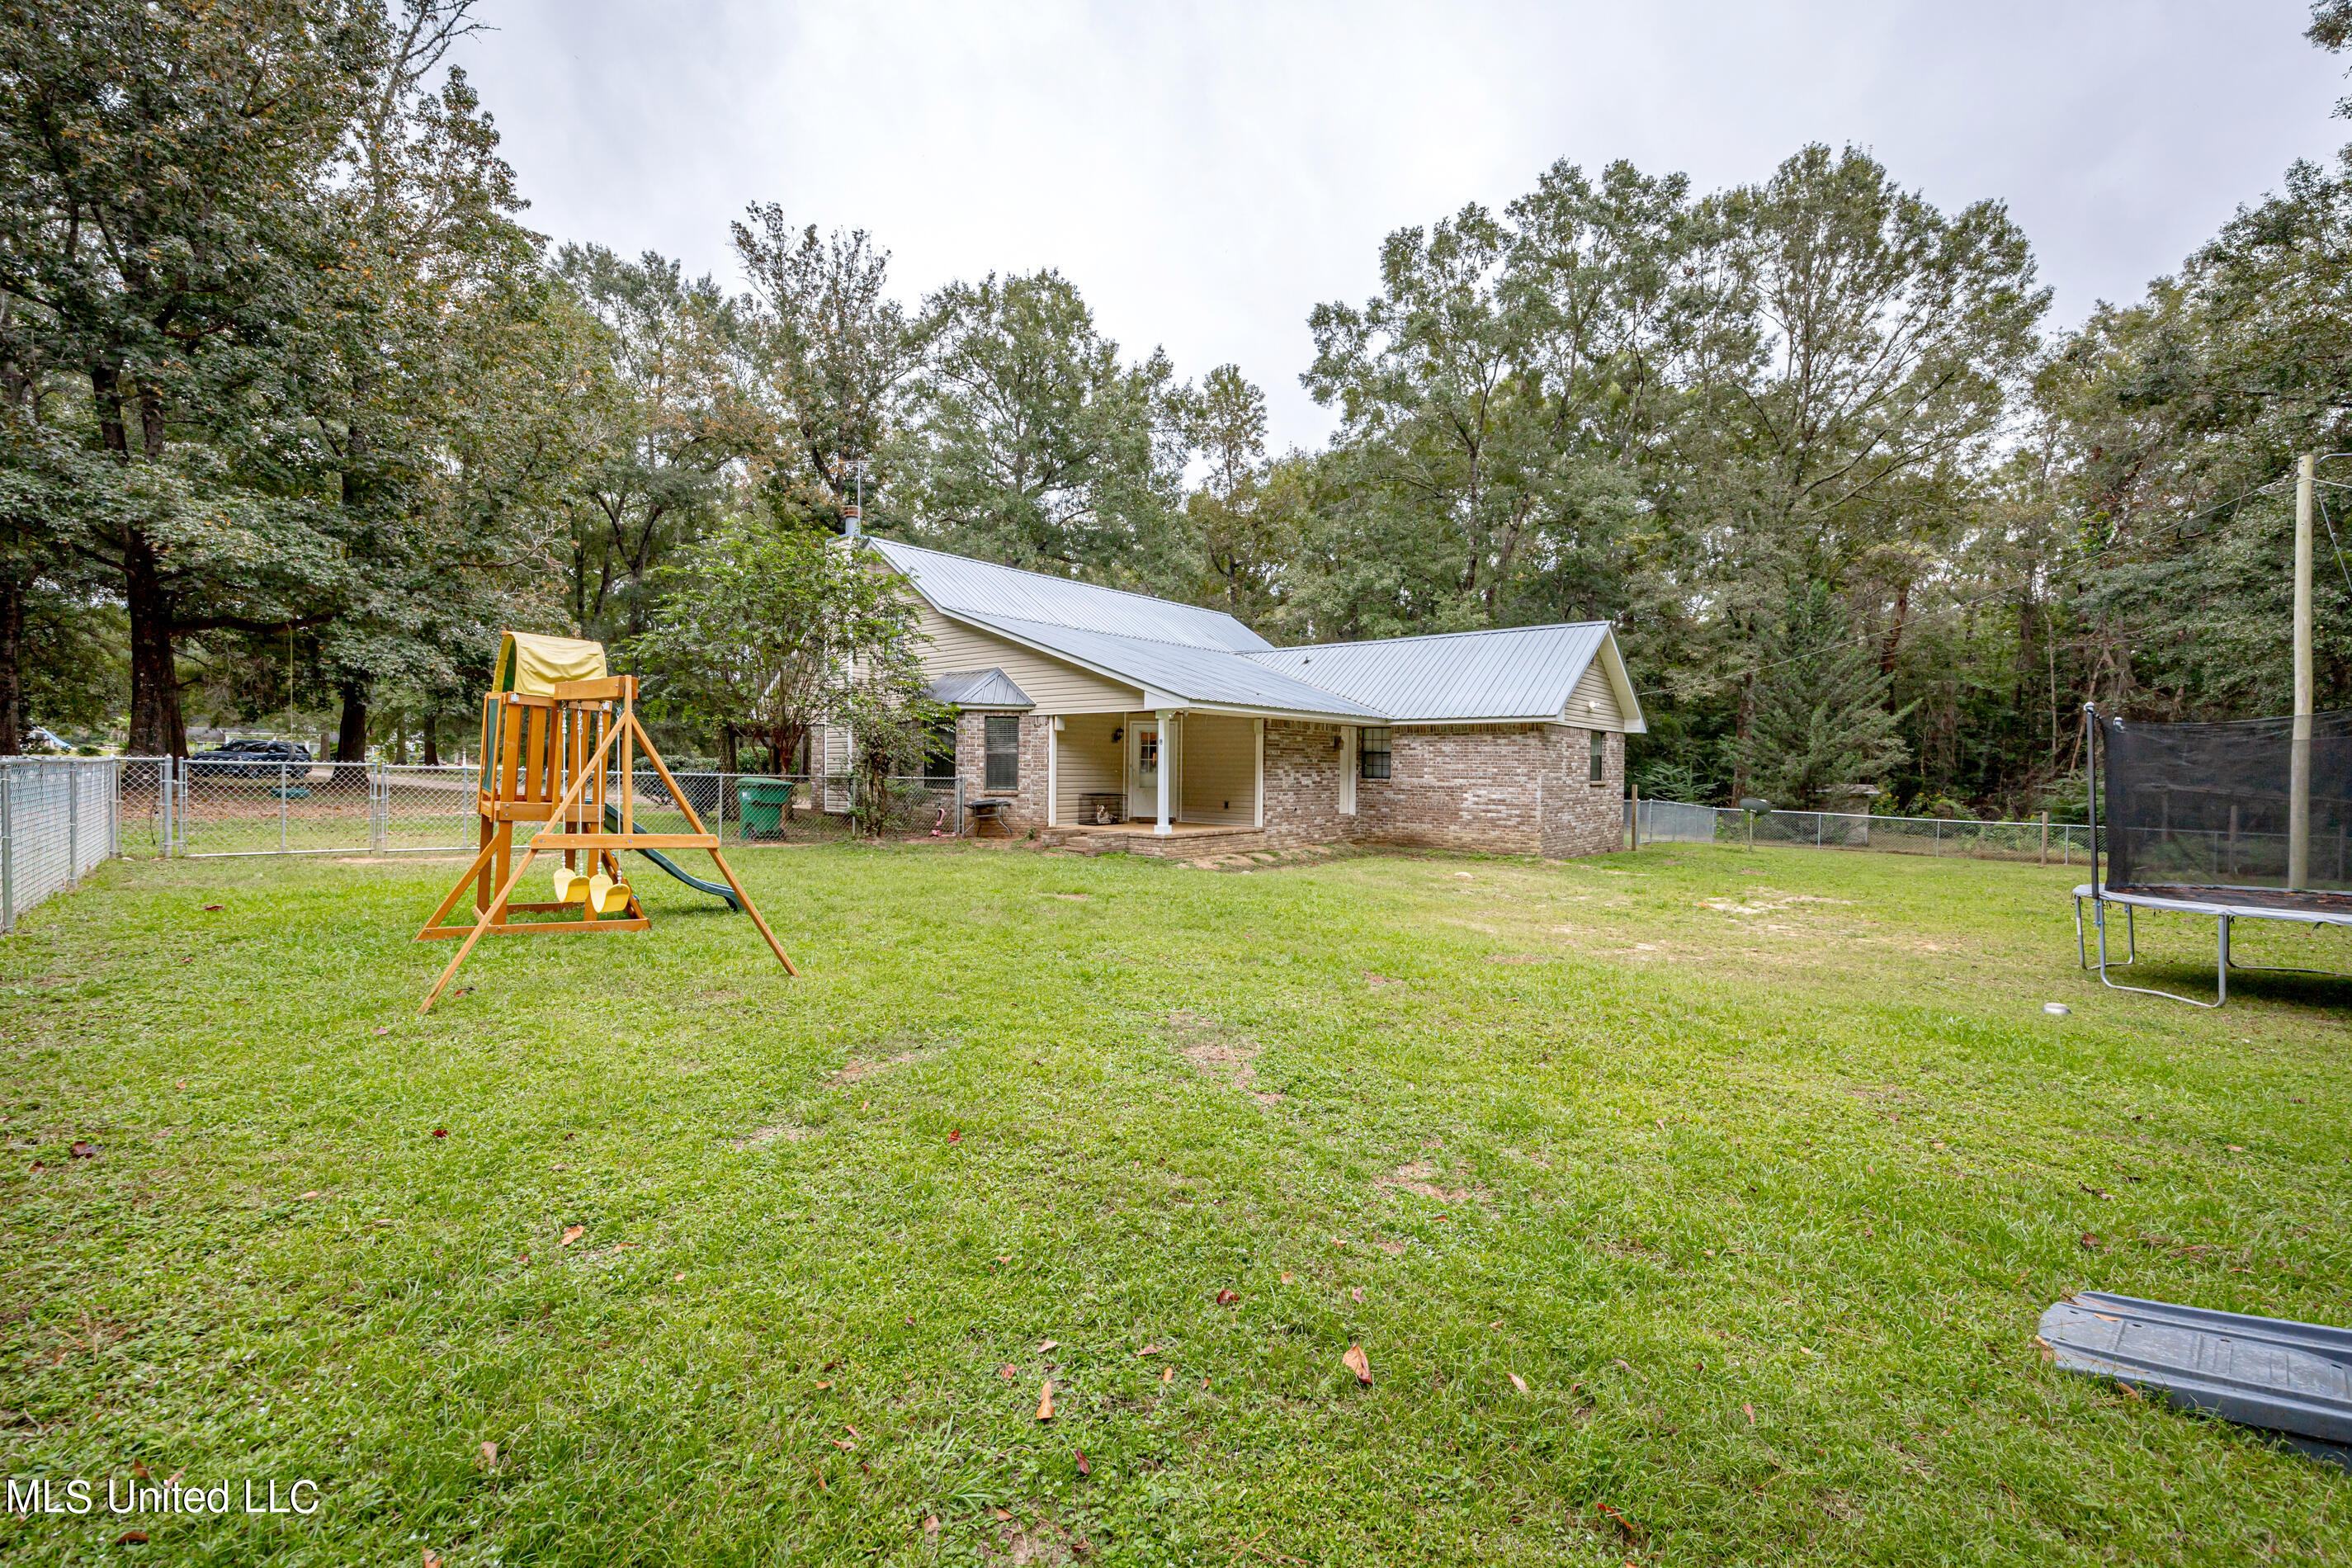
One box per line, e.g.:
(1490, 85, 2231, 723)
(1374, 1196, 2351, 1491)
(2289, 453, 2315, 890)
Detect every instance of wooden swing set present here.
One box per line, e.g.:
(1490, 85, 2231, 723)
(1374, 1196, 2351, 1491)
(416, 632, 794, 1012)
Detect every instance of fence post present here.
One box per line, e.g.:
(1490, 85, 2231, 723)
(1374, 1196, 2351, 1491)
(1, 765, 13, 933)
(371, 761, 386, 854)
(955, 776, 965, 837)
(2040, 810, 2049, 865)
(160, 755, 173, 857)
(1934, 819, 1941, 857)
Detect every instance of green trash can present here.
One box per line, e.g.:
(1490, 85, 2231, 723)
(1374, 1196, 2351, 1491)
(736, 777, 794, 838)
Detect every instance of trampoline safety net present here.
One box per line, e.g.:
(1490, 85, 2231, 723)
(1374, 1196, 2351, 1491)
(2098, 709, 2352, 895)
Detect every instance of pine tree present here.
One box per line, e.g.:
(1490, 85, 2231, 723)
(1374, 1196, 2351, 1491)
(1731, 583, 1911, 809)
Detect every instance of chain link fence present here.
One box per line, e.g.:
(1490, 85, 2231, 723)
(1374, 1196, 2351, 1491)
(1630, 798, 2096, 863)
(0, 756, 968, 932)
(1, 758, 124, 932)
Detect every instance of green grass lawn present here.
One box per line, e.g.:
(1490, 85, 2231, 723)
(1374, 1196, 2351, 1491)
(2, 839, 2348, 1566)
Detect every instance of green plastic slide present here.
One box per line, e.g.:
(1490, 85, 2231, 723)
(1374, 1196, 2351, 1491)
(601, 801, 742, 911)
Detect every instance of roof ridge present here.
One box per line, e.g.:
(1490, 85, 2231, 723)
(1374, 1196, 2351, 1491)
(873, 539, 1256, 628)
(972, 611, 1268, 657)
(1255, 621, 1609, 655)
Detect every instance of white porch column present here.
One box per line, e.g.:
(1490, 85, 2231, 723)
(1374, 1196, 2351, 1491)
(1154, 707, 1174, 835)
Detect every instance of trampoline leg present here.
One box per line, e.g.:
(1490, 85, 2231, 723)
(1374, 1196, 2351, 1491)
(2075, 896, 2087, 970)
(2217, 916, 2229, 1005)
(2125, 904, 2137, 966)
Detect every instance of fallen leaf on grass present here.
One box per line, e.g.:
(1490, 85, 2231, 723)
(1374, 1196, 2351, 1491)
(1279, 1271, 1294, 1283)
(923, 1515, 939, 1537)
(2116, 1381, 2142, 1402)
(298, 1190, 321, 1200)
(994, 1507, 1013, 1521)
(431, 1129, 449, 1140)
(1136, 1344, 1160, 1357)
(372, 1027, 390, 1037)
(831, 1438, 854, 1451)
(1743, 1402, 1756, 1426)
(1342, 1344, 1372, 1385)
(1215, 1289, 1240, 1306)
(1508, 1372, 1528, 1395)
(1594, 1502, 1642, 1543)
(1159, 1367, 1174, 1384)
(997, 1365, 1018, 1381)
(2080, 1233, 2102, 1253)
(115, 1532, 148, 1546)
(202, 904, 223, 912)
(423, 1552, 442, 1568)
(673, 1272, 686, 1282)
(1038, 1339, 1058, 1353)
(69, 1141, 97, 1159)
(1075, 1448, 1091, 1476)
(1350, 1287, 1364, 1303)
(947, 1129, 961, 1145)
(1036, 1380, 1055, 1420)
(815, 1381, 833, 1390)
(560, 1225, 585, 1247)
(479, 1441, 498, 1468)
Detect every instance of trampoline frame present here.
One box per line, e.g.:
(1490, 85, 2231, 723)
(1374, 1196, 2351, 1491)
(2078, 705, 2351, 1007)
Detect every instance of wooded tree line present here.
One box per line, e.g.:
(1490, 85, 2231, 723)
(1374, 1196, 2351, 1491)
(5, 0, 2350, 813)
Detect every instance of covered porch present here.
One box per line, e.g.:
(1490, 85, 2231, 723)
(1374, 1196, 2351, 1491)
(1046, 710, 1263, 836)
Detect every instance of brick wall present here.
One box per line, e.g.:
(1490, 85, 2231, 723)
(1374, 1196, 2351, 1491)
(1261, 720, 1352, 847)
(1351, 724, 1625, 858)
(956, 711, 1051, 835)
(1538, 726, 1624, 858)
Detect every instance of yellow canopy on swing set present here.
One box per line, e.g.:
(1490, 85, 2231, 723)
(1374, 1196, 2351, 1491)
(413, 631, 796, 1012)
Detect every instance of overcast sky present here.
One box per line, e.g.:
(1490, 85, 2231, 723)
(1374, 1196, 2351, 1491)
(457, 1, 2345, 452)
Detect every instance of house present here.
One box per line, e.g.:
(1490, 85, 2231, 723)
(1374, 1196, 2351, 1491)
(851, 538, 1646, 859)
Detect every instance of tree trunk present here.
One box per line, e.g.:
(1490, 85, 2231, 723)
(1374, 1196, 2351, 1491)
(0, 569, 24, 754)
(123, 530, 187, 758)
(421, 714, 439, 766)
(719, 721, 739, 777)
(335, 679, 369, 763)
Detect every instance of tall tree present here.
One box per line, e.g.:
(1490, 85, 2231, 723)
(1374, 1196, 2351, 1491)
(554, 244, 749, 648)
(0, 0, 377, 753)
(730, 209, 923, 536)
(1172, 365, 1298, 629)
(904, 270, 1186, 586)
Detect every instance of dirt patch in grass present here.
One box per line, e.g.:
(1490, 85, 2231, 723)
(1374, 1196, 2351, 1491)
(987, 1514, 1083, 1566)
(832, 1049, 924, 1084)
(728, 1122, 807, 1150)
(1165, 1010, 1281, 1101)
(1377, 1161, 1479, 1205)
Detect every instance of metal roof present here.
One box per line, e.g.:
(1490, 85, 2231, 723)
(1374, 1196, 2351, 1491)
(1245, 622, 1642, 728)
(869, 536, 1640, 727)
(923, 668, 1033, 710)
(869, 539, 1270, 653)
(959, 614, 1386, 720)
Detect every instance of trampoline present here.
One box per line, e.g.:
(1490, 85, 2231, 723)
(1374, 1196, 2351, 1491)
(2076, 705, 2352, 1006)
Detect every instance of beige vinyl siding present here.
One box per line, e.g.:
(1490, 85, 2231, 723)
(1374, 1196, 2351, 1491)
(1565, 662, 1624, 730)
(914, 604, 1141, 714)
(1179, 712, 1257, 825)
(1055, 714, 1125, 823)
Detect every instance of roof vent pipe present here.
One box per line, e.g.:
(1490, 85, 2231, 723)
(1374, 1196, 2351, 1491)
(842, 459, 866, 541)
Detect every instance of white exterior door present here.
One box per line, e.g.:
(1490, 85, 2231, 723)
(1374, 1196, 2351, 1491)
(1126, 720, 1159, 821)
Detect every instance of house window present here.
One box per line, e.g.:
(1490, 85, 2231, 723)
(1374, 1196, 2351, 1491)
(984, 715, 1020, 791)
(923, 716, 957, 787)
(1360, 727, 1391, 781)
(1589, 729, 1607, 785)
(1137, 730, 1159, 772)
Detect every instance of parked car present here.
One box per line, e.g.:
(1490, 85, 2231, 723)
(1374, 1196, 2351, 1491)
(187, 740, 315, 778)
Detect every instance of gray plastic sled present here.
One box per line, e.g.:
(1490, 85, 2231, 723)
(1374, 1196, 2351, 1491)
(2038, 1292, 2352, 1469)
